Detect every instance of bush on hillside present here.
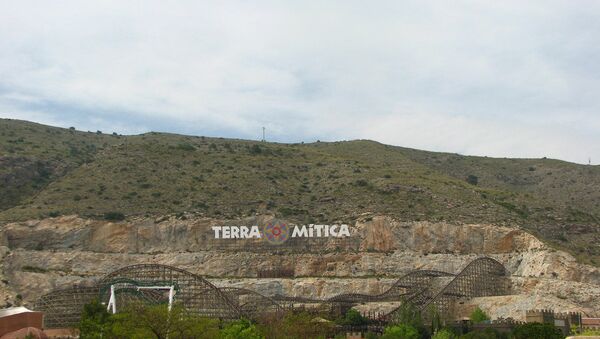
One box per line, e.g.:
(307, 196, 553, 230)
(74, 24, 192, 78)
(104, 211, 125, 221)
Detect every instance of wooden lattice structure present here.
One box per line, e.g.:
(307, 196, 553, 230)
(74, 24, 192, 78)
(33, 257, 509, 328)
(33, 285, 100, 329)
(99, 264, 240, 319)
(385, 257, 510, 321)
(328, 269, 454, 303)
(218, 287, 285, 318)
(34, 264, 242, 328)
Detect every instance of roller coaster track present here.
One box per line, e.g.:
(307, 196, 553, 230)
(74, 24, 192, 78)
(34, 264, 243, 328)
(218, 287, 285, 317)
(32, 258, 509, 328)
(384, 257, 509, 320)
(270, 269, 453, 307)
(328, 269, 454, 303)
(419, 257, 508, 313)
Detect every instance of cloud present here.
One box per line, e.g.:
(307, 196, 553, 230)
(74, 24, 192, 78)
(0, 0, 599, 164)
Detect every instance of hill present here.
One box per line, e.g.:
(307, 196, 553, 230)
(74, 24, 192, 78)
(0, 118, 599, 265)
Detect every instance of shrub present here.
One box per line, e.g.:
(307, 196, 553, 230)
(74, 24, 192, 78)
(355, 179, 369, 187)
(466, 175, 478, 185)
(511, 322, 562, 339)
(104, 212, 125, 221)
(249, 144, 262, 154)
(470, 307, 489, 323)
(460, 328, 504, 339)
(257, 311, 333, 339)
(176, 142, 196, 151)
(22, 266, 47, 273)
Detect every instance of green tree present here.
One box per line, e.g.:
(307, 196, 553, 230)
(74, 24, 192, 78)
(393, 302, 423, 329)
(108, 303, 220, 339)
(381, 324, 420, 339)
(427, 304, 443, 333)
(469, 307, 490, 323)
(511, 322, 562, 339)
(338, 309, 368, 326)
(221, 319, 264, 339)
(432, 329, 456, 339)
(78, 299, 113, 339)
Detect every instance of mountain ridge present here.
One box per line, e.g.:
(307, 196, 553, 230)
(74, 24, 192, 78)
(1, 118, 599, 266)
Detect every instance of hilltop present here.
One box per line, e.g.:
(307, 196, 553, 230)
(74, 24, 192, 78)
(0, 118, 599, 265)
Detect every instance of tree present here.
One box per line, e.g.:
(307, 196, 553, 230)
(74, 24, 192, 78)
(511, 322, 562, 339)
(109, 303, 220, 339)
(381, 324, 420, 339)
(221, 319, 264, 339)
(338, 309, 368, 326)
(393, 302, 423, 329)
(432, 329, 456, 339)
(78, 299, 113, 339)
(427, 304, 443, 333)
(469, 307, 490, 323)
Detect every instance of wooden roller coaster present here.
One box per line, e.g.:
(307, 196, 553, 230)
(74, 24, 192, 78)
(33, 257, 509, 328)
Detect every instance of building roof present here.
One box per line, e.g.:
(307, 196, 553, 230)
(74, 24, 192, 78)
(583, 318, 600, 325)
(0, 307, 35, 318)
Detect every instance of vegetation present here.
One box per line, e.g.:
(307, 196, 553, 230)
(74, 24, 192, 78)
(381, 324, 420, 339)
(76, 300, 572, 339)
(336, 308, 368, 326)
(220, 319, 263, 339)
(21, 265, 48, 273)
(432, 329, 456, 339)
(576, 328, 600, 336)
(458, 328, 506, 339)
(2, 119, 600, 265)
(257, 311, 334, 338)
(78, 301, 252, 339)
(511, 322, 563, 339)
(103, 211, 125, 221)
(469, 307, 490, 324)
(79, 299, 114, 338)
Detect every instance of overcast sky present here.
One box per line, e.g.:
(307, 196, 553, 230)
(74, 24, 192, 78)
(1, 1, 599, 164)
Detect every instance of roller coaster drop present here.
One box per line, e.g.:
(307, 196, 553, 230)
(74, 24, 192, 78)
(33, 257, 509, 328)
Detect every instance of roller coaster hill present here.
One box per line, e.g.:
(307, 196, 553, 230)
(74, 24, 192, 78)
(33, 257, 509, 329)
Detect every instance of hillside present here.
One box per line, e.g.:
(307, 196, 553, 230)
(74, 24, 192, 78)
(0, 118, 599, 265)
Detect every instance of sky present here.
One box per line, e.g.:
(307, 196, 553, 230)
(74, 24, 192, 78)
(0, 1, 599, 164)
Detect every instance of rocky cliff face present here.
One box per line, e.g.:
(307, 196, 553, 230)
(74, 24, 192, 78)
(1, 215, 599, 319)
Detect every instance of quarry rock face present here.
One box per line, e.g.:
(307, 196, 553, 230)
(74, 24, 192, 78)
(0, 215, 599, 320)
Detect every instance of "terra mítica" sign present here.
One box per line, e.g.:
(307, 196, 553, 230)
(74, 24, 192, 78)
(211, 223, 351, 244)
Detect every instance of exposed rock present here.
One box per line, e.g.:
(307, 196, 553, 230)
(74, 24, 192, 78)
(1, 215, 599, 317)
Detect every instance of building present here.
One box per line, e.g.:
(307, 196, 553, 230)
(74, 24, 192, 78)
(582, 318, 600, 330)
(0, 307, 44, 338)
